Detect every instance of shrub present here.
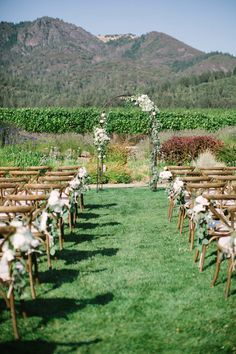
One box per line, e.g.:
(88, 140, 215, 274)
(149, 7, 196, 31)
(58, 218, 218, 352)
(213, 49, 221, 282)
(106, 144, 129, 165)
(216, 144, 236, 166)
(160, 136, 224, 164)
(192, 150, 225, 168)
(105, 170, 132, 184)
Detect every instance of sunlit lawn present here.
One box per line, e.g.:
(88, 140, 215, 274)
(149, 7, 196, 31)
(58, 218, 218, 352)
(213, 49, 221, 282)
(0, 187, 235, 354)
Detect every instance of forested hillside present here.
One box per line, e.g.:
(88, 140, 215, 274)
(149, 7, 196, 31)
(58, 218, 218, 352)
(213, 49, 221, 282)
(1, 17, 236, 108)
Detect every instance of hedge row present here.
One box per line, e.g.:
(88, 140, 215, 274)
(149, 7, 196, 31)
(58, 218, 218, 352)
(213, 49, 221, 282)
(1, 107, 236, 134)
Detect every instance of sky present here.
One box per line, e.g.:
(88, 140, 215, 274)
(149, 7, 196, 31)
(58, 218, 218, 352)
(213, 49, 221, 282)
(0, 0, 236, 56)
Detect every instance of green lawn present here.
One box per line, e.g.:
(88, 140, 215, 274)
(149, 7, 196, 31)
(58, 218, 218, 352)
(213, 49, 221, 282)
(0, 188, 235, 354)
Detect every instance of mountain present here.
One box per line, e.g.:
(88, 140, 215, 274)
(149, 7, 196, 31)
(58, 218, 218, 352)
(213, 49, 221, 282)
(1, 16, 236, 108)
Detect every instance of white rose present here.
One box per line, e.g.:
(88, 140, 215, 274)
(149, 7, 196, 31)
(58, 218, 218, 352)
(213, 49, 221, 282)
(11, 232, 27, 250)
(193, 204, 206, 214)
(159, 171, 172, 180)
(195, 196, 209, 206)
(48, 190, 60, 206)
(0, 255, 11, 281)
(3, 248, 15, 261)
(31, 239, 40, 248)
(78, 167, 87, 178)
(40, 211, 49, 231)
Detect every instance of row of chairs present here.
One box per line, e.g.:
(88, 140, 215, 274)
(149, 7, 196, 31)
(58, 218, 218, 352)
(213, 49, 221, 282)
(0, 165, 85, 339)
(164, 165, 236, 298)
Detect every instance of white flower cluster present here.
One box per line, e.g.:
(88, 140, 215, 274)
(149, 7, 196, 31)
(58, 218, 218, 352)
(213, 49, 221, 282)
(192, 196, 209, 215)
(94, 127, 110, 160)
(39, 190, 69, 231)
(168, 177, 188, 207)
(47, 190, 68, 214)
(159, 170, 172, 181)
(38, 190, 69, 250)
(189, 195, 212, 224)
(68, 167, 90, 198)
(94, 128, 110, 146)
(173, 177, 184, 194)
(131, 94, 159, 113)
(0, 221, 40, 282)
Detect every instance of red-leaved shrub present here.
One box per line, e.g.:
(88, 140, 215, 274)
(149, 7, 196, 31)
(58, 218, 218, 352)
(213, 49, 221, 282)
(160, 136, 224, 164)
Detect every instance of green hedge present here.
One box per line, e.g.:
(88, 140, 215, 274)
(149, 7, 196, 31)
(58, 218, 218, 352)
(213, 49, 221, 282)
(1, 107, 236, 134)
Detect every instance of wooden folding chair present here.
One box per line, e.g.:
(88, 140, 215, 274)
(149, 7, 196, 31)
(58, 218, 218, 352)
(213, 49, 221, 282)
(211, 175, 236, 194)
(202, 170, 233, 177)
(23, 183, 71, 248)
(0, 183, 19, 206)
(39, 176, 73, 184)
(210, 205, 236, 298)
(1, 195, 52, 269)
(10, 171, 39, 182)
(0, 206, 37, 299)
(26, 165, 51, 172)
(45, 171, 75, 177)
(195, 193, 236, 272)
(0, 167, 21, 177)
(166, 166, 194, 171)
(0, 177, 29, 185)
(57, 165, 80, 171)
(0, 225, 20, 340)
(186, 182, 226, 250)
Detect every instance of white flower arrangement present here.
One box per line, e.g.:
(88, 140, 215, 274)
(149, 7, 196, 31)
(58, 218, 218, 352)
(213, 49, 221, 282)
(0, 221, 41, 297)
(47, 190, 67, 215)
(37, 190, 69, 255)
(173, 177, 184, 193)
(94, 127, 110, 160)
(167, 177, 187, 207)
(67, 167, 90, 212)
(188, 195, 213, 251)
(130, 94, 159, 113)
(159, 170, 172, 181)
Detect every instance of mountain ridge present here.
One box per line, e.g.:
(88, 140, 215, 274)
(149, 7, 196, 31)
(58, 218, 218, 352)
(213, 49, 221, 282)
(1, 16, 236, 108)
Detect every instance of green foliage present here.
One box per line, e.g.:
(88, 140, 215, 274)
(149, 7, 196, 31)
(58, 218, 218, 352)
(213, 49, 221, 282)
(216, 144, 236, 166)
(105, 170, 132, 184)
(106, 145, 129, 164)
(1, 107, 236, 135)
(0, 144, 45, 167)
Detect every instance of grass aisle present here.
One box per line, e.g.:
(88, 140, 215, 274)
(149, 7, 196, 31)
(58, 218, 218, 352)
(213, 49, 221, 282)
(0, 188, 235, 354)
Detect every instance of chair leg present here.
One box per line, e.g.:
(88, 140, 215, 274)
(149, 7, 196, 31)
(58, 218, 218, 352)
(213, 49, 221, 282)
(9, 289, 20, 340)
(168, 199, 174, 221)
(80, 194, 84, 211)
(211, 249, 221, 287)
(225, 259, 234, 298)
(194, 249, 199, 263)
(179, 210, 185, 235)
(199, 245, 207, 272)
(58, 217, 64, 251)
(27, 254, 36, 299)
(177, 209, 181, 230)
(46, 234, 52, 269)
(190, 222, 195, 251)
(32, 253, 39, 284)
(68, 212, 72, 232)
(73, 206, 77, 225)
